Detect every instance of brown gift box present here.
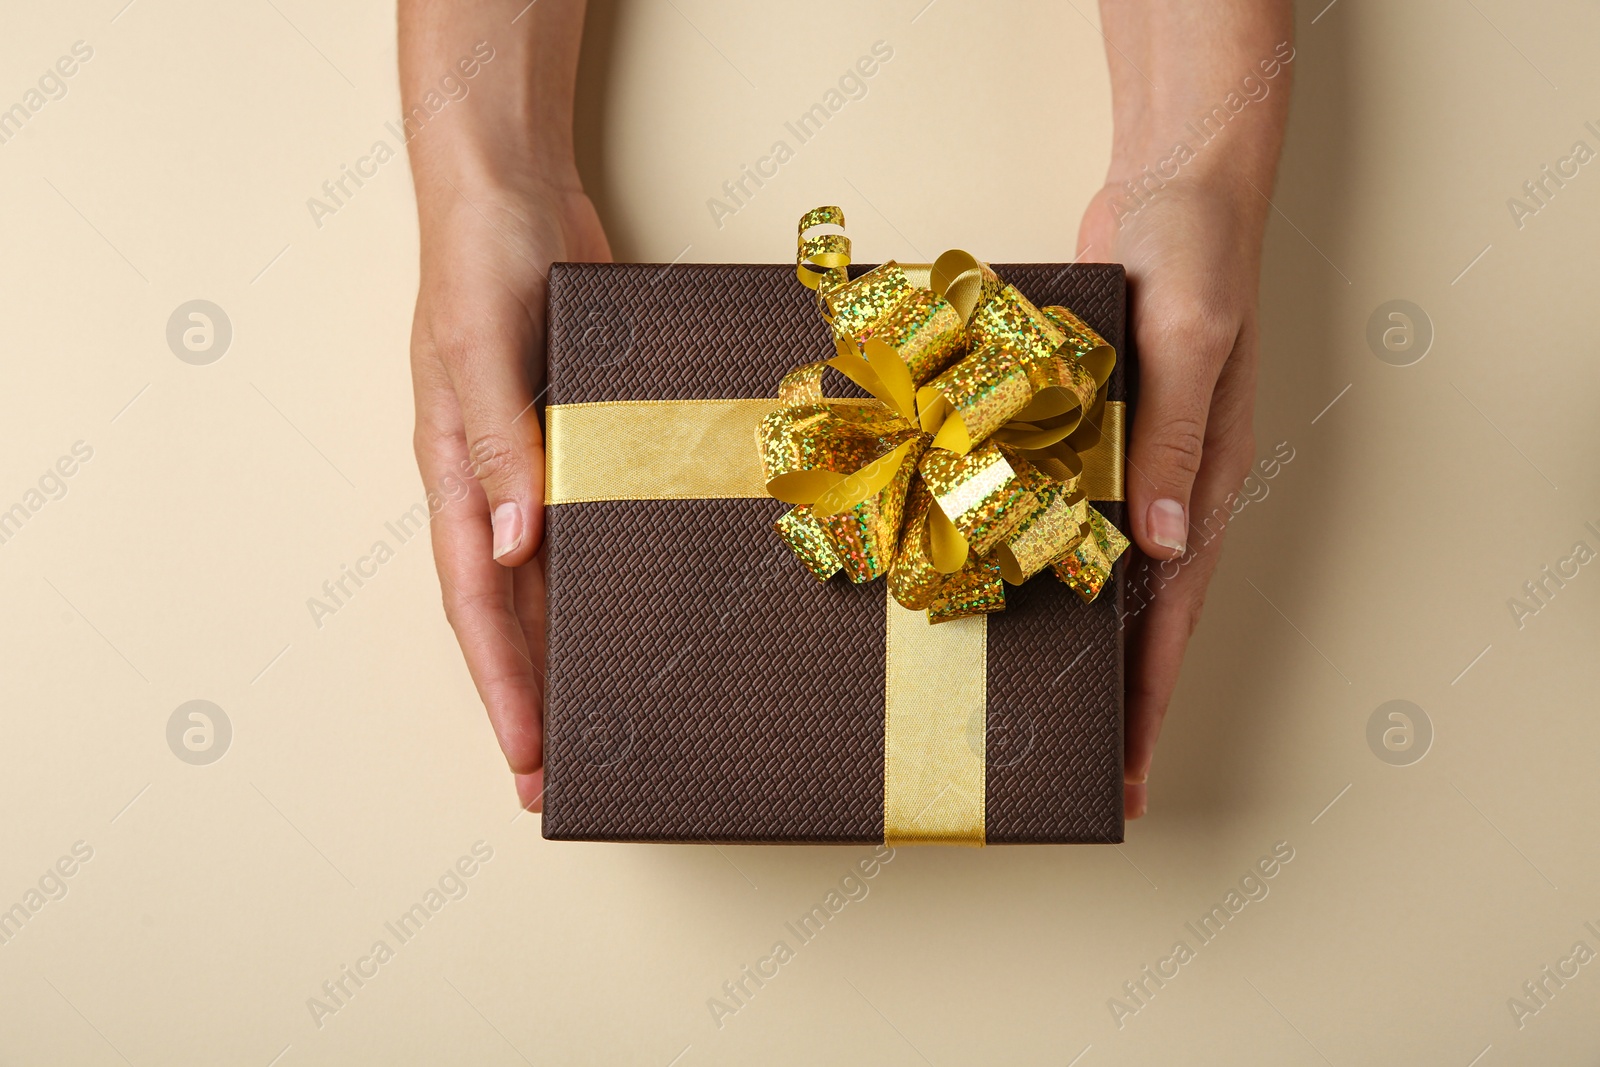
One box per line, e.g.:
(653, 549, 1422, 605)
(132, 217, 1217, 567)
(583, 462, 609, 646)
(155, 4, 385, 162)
(540, 260, 1132, 844)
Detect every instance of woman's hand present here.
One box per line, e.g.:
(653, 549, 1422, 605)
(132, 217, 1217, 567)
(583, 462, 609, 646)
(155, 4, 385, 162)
(410, 180, 608, 811)
(1079, 177, 1264, 819)
(402, 0, 604, 810)
(1083, 0, 1293, 818)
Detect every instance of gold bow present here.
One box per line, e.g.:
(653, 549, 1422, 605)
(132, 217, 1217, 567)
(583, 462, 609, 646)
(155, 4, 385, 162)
(757, 206, 1130, 623)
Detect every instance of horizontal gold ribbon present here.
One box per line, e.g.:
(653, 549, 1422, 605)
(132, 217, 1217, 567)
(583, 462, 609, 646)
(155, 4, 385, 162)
(546, 399, 1124, 505)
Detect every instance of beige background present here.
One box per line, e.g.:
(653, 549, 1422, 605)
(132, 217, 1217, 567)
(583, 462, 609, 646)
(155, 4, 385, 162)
(2, 0, 1597, 1063)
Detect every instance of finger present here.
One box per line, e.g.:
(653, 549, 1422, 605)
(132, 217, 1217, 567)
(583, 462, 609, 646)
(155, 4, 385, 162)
(1125, 306, 1238, 561)
(516, 770, 545, 813)
(512, 541, 549, 693)
(511, 546, 549, 811)
(1123, 326, 1257, 817)
(429, 285, 546, 569)
(414, 348, 544, 776)
(1124, 548, 1214, 817)
(1125, 781, 1148, 821)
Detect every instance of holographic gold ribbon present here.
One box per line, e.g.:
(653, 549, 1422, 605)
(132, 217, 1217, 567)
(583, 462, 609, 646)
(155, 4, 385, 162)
(760, 206, 1130, 624)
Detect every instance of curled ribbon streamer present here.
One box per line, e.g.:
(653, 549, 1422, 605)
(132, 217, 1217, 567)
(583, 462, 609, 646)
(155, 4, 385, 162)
(759, 207, 1131, 623)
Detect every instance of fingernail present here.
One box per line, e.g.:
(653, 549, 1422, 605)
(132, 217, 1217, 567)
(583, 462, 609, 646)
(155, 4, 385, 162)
(1148, 498, 1187, 554)
(491, 501, 523, 559)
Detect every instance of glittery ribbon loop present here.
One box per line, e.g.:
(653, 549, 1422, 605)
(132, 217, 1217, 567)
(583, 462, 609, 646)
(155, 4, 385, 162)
(797, 206, 851, 292)
(758, 206, 1130, 622)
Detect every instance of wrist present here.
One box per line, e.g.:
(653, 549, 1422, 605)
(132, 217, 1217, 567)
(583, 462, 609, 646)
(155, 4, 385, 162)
(398, 0, 588, 214)
(410, 118, 580, 197)
(1102, 140, 1266, 219)
(1102, 94, 1289, 231)
(1095, 4, 1294, 207)
(409, 142, 580, 255)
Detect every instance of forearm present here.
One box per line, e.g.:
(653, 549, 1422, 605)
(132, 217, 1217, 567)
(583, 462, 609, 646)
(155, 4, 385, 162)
(1097, 0, 1293, 210)
(398, 0, 587, 216)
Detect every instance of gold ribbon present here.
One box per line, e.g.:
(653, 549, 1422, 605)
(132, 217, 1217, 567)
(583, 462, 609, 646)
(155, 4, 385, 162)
(883, 597, 987, 845)
(759, 206, 1129, 623)
(544, 398, 1123, 504)
(543, 207, 1129, 847)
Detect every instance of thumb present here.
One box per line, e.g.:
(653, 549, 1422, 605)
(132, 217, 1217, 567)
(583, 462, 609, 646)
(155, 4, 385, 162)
(1125, 323, 1232, 560)
(433, 317, 545, 568)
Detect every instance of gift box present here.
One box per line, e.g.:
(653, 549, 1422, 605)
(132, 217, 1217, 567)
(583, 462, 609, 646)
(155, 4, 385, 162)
(541, 212, 1132, 845)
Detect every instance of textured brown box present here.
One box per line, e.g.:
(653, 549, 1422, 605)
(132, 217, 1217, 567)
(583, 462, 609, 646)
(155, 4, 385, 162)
(541, 261, 1131, 844)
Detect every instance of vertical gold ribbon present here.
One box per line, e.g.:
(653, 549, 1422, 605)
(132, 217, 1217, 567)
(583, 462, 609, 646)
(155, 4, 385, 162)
(882, 592, 987, 846)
